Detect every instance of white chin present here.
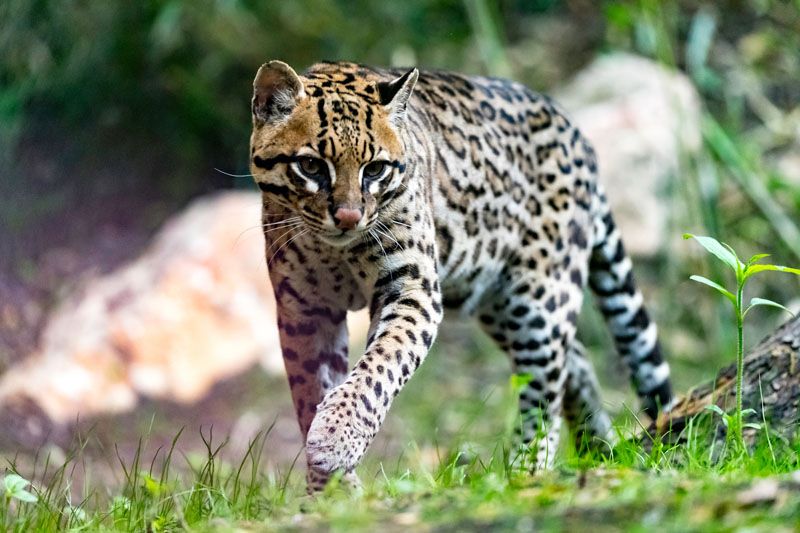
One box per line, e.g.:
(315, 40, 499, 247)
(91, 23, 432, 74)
(317, 232, 359, 247)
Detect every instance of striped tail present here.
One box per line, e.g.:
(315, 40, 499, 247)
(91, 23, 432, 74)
(588, 209, 672, 419)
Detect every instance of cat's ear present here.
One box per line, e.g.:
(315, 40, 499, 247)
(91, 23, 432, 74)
(377, 68, 418, 124)
(252, 61, 306, 125)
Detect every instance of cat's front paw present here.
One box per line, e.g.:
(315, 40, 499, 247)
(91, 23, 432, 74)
(306, 468, 362, 494)
(306, 387, 372, 474)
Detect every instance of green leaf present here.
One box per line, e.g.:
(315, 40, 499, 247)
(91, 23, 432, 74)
(4, 474, 29, 494)
(745, 263, 800, 279)
(142, 473, 167, 496)
(744, 297, 795, 318)
(510, 373, 533, 391)
(12, 490, 37, 503)
(747, 253, 770, 266)
(704, 404, 725, 416)
(721, 243, 745, 276)
(683, 233, 741, 272)
(689, 275, 736, 303)
(743, 423, 763, 430)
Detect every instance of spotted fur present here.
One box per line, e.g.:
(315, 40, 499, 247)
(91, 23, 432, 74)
(249, 60, 672, 492)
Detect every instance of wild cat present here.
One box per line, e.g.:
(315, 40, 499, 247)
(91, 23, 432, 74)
(248, 60, 672, 491)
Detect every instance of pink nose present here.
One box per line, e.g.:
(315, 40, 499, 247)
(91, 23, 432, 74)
(333, 207, 363, 230)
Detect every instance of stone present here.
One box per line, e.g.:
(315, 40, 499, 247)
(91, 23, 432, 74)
(557, 53, 703, 256)
(0, 191, 370, 434)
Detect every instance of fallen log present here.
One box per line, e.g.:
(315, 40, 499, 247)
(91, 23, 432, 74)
(650, 316, 800, 444)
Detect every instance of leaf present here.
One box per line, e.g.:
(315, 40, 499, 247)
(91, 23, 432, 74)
(744, 298, 795, 319)
(704, 404, 725, 416)
(4, 474, 30, 494)
(747, 253, 770, 266)
(745, 264, 800, 278)
(743, 423, 763, 431)
(685, 8, 716, 77)
(722, 243, 745, 275)
(510, 373, 533, 391)
(689, 275, 736, 303)
(142, 473, 166, 496)
(12, 489, 37, 503)
(683, 233, 741, 272)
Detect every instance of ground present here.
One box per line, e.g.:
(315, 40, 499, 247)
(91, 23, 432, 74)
(2, 321, 800, 531)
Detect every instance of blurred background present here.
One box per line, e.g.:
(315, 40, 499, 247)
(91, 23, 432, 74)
(0, 0, 799, 481)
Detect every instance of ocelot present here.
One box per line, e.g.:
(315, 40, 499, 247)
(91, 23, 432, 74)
(248, 60, 673, 491)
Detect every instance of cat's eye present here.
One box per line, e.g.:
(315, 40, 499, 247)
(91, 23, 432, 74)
(363, 161, 388, 180)
(297, 157, 326, 178)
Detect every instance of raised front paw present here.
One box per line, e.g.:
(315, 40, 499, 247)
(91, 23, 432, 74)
(306, 386, 373, 475)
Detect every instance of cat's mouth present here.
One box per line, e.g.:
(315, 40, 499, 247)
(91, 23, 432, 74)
(316, 230, 360, 247)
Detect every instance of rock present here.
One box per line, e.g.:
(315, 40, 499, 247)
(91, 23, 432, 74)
(736, 479, 780, 507)
(0, 191, 370, 440)
(774, 148, 800, 187)
(556, 53, 702, 256)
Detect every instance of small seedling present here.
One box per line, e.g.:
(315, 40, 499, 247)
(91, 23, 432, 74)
(684, 233, 800, 449)
(3, 474, 37, 504)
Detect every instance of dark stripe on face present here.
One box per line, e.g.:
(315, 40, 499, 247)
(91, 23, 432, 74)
(387, 160, 406, 173)
(258, 182, 291, 196)
(254, 154, 296, 170)
(317, 99, 328, 127)
(302, 205, 325, 223)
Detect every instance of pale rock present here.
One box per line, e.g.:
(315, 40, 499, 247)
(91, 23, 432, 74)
(557, 53, 702, 256)
(0, 191, 369, 428)
(736, 478, 780, 507)
(775, 148, 800, 187)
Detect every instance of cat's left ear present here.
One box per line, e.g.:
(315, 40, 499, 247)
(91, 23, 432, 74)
(377, 68, 419, 124)
(252, 60, 306, 125)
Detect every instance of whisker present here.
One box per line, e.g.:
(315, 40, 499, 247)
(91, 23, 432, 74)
(264, 225, 302, 257)
(390, 219, 412, 229)
(234, 220, 303, 248)
(378, 221, 405, 250)
(262, 216, 302, 227)
(374, 223, 402, 252)
(268, 229, 308, 267)
(263, 222, 304, 234)
(369, 230, 390, 278)
(232, 225, 264, 249)
(214, 168, 255, 178)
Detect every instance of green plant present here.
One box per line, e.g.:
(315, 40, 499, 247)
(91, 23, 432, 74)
(3, 474, 37, 505)
(683, 233, 800, 448)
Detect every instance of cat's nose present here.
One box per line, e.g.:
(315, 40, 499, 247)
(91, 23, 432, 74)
(333, 207, 363, 230)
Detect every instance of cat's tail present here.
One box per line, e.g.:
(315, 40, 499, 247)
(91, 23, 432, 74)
(588, 205, 673, 419)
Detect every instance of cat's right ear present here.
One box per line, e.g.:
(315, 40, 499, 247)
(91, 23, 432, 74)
(252, 61, 306, 125)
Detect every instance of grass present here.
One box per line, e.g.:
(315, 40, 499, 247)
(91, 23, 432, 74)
(2, 415, 800, 531)
(2, 329, 800, 531)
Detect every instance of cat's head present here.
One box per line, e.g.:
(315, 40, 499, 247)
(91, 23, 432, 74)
(249, 60, 417, 247)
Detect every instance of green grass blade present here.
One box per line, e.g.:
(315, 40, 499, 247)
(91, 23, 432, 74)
(703, 116, 800, 263)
